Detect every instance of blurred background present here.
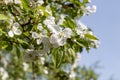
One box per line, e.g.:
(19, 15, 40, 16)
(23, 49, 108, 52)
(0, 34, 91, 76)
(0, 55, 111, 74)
(80, 0, 120, 80)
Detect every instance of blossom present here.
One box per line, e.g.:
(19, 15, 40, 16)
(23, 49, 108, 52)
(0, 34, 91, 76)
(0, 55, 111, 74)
(23, 62, 29, 71)
(69, 71, 76, 79)
(4, 0, 13, 4)
(8, 22, 22, 37)
(37, 23, 43, 31)
(57, 14, 66, 25)
(31, 31, 46, 45)
(45, 5, 52, 15)
(43, 68, 48, 74)
(49, 25, 72, 47)
(14, 0, 21, 4)
(37, 0, 44, 6)
(85, 5, 97, 15)
(39, 10, 44, 16)
(43, 16, 55, 26)
(0, 67, 9, 80)
(40, 57, 45, 64)
(75, 20, 88, 38)
(24, 49, 40, 62)
(91, 40, 100, 48)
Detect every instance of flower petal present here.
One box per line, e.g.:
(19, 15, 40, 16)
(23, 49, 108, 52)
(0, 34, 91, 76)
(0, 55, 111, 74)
(32, 32, 39, 39)
(37, 23, 43, 31)
(62, 28, 72, 38)
(36, 39, 42, 45)
(14, 29, 22, 35)
(8, 30, 14, 37)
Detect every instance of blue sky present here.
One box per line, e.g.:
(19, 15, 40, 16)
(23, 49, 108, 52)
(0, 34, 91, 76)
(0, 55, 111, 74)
(80, 0, 120, 80)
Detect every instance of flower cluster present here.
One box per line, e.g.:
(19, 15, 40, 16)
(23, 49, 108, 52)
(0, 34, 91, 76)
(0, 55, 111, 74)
(8, 22, 22, 37)
(0, 0, 99, 79)
(2, 0, 99, 60)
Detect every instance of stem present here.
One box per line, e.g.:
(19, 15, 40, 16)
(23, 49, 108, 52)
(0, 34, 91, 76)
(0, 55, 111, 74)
(32, 61, 36, 80)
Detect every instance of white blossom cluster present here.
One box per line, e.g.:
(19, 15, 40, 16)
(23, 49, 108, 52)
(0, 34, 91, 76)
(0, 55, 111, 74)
(4, 0, 99, 62)
(8, 22, 22, 37)
(85, 5, 97, 15)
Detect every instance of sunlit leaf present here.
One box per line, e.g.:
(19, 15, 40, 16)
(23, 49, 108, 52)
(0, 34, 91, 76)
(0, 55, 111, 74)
(0, 14, 9, 20)
(85, 33, 98, 40)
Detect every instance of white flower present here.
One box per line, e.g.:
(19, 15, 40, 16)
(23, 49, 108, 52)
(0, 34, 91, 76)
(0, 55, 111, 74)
(31, 30, 48, 45)
(57, 14, 66, 25)
(14, 0, 21, 4)
(43, 69, 48, 74)
(76, 20, 93, 38)
(50, 34, 66, 47)
(94, 40, 100, 48)
(37, 0, 44, 6)
(32, 32, 39, 39)
(43, 16, 55, 26)
(40, 57, 45, 64)
(36, 38, 42, 45)
(8, 22, 22, 37)
(45, 5, 52, 15)
(61, 28, 73, 38)
(4, 0, 13, 4)
(0, 67, 9, 80)
(37, 23, 43, 31)
(85, 5, 97, 15)
(39, 10, 44, 16)
(8, 30, 14, 37)
(13, 29, 22, 35)
(23, 62, 29, 71)
(91, 40, 100, 48)
(40, 37, 51, 55)
(32, 32, 42, 44)
(31, 32, 45, 45)
(49, 25, 72, 47)
(24, 49, 42, 62)
(31, 34, 50, 55)
(75, 20, 88, 38)
(69, 71, 76, 79)
(47, 25, 61, 34)
(76, 20, 87, 31)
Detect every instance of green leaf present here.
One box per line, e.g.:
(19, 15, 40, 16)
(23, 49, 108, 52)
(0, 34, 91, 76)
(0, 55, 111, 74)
(21, 0, 30, 10)
(12, 45, 21, 58)
(57, 50, 64, 67)
(68, 48, 76, 62)
(38, 6, 49, 17)
(0, 14, 9, 20)
(52, 48, 57, 67)
(17, 38, 28, 45)
(1, 41, 13, 51)
(85, 34, 98, 40)
(75, 41, 86, 48)
(64, 17, 75, 28)
(52, 48, 64, 68)
(83, 0, 90, 3)
(16, 46, 21, 58)
(77, 39, 91, 50)
(17, 39, 29, 49)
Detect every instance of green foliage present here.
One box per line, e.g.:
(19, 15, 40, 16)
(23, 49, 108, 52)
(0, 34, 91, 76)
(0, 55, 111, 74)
(0, 14, 9, 20)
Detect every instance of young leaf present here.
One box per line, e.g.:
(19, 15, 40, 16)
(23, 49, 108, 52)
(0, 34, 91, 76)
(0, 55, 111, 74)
(21, 0, 30, 10)
(16, 46, 21, 58)
(0, 14, 9, 20)
(85, 34, 98, 40)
